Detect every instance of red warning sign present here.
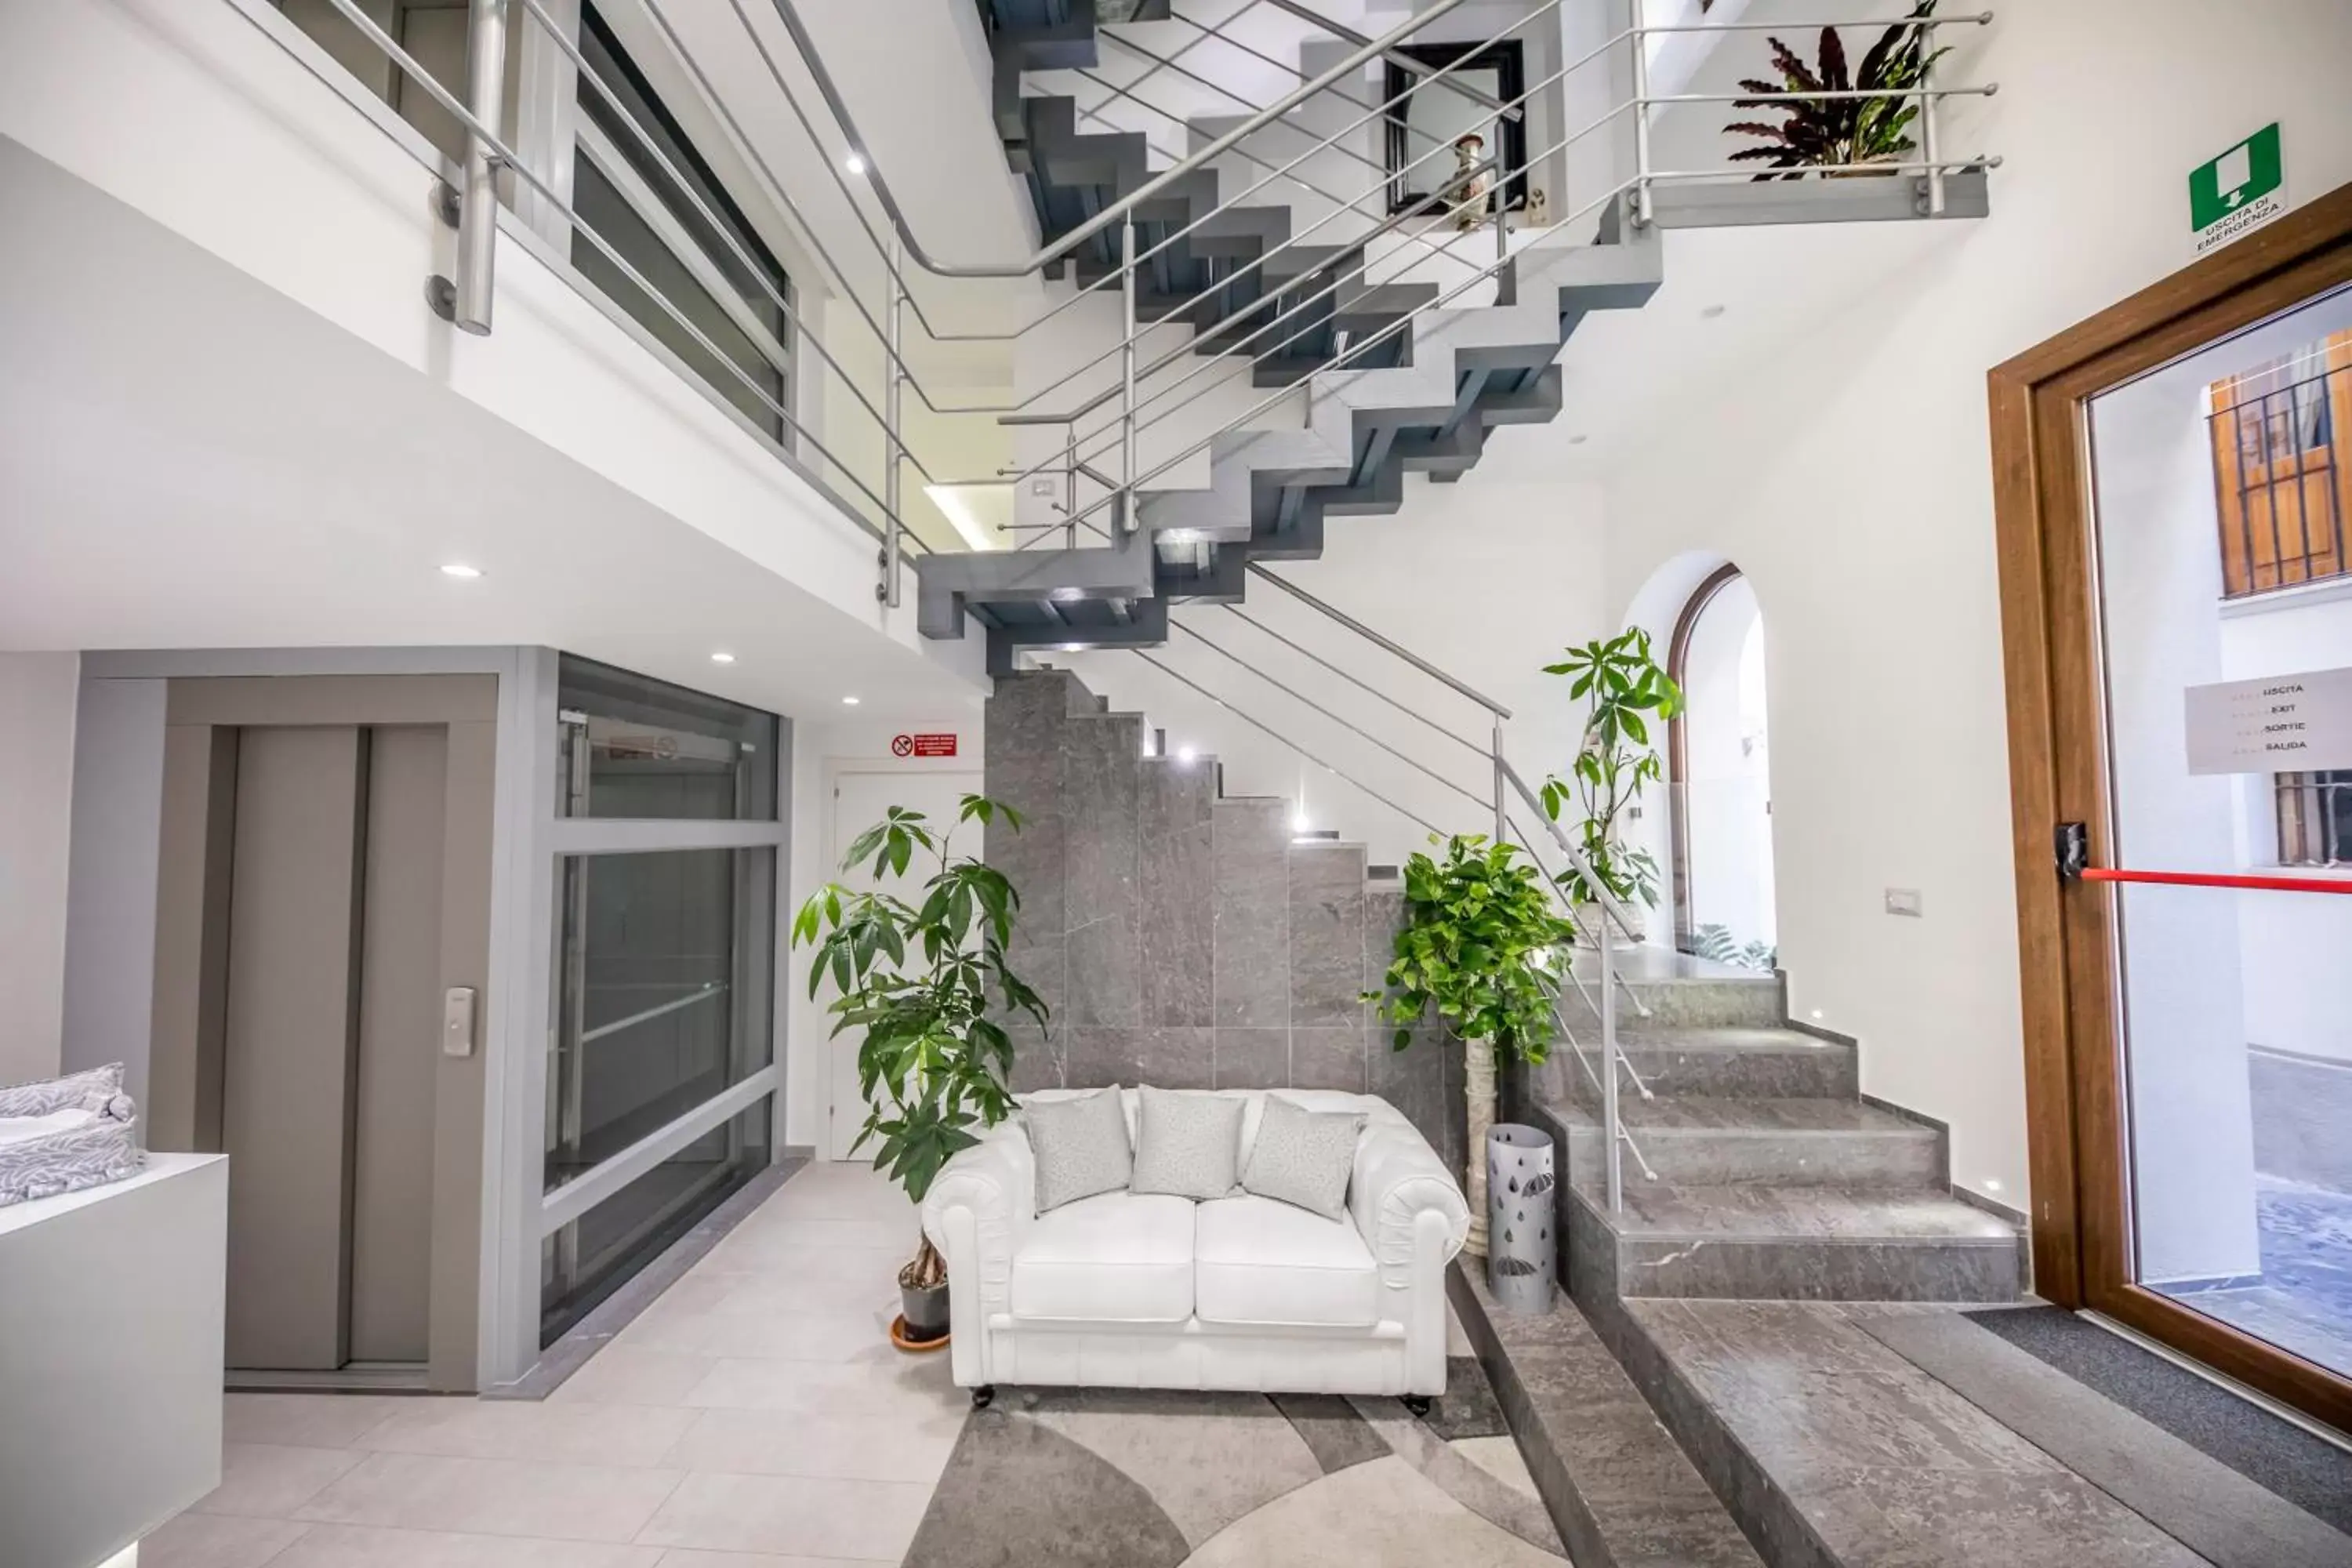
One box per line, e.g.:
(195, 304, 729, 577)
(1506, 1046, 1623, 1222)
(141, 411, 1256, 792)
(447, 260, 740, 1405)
(893, 733, 958, 758)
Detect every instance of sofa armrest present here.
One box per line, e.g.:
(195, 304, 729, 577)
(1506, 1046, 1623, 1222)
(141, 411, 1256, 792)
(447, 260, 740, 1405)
(920, 1119, 1034, 1323)
(1348, 1118, 1470, 1297)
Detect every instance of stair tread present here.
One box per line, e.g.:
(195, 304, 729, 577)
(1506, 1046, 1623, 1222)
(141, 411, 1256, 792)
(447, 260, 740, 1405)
(1610, 1025, 1851, 1056)
(1590, 1182, 2018, 1243)
(1553, 1096, 1935, 1137)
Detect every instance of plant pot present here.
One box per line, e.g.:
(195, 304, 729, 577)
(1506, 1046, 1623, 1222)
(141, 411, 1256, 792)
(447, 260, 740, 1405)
(898, 1279, 951, 1347)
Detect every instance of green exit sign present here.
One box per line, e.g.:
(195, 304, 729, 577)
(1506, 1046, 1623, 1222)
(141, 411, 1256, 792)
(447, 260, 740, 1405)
(2190, 124, 2285, 255)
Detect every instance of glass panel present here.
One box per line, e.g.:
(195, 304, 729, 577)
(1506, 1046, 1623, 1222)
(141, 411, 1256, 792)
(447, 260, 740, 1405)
(546, 847, 776, 1192)
(556, 655, 779, 820)
(2086, 281, 2352, 1385)
(540, 1100, 770, 1344)
(572, 3, 792, 445)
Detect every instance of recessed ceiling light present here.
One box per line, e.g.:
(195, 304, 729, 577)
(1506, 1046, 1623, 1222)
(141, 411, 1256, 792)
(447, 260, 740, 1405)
(1060, 642, 1085, 652)
(1567, 434, 1588, 445)
(439, 562, 482, 579)
(841, 695, 861, 706)
(710, 652, 736, 664)
(1699, 303, 1727, 319)
(844, 153, 866, 175)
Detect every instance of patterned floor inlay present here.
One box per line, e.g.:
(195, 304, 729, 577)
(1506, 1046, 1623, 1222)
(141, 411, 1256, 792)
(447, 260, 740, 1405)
(902, 1377, 1563, 1568)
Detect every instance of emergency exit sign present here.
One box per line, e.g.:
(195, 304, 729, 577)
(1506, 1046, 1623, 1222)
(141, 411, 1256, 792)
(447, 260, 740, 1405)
(2190, 124, 2285, 255)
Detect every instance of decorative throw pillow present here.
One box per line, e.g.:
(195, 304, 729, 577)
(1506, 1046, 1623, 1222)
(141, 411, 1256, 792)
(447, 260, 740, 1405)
(1129, 1087, 1246, 1201)
(1240, 1094, 1365, 1221)
(1023, 1087, 1134, 1214)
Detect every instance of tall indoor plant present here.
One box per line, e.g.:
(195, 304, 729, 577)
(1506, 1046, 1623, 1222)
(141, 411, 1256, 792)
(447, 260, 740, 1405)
(1723, 0, 1948, 179)
(1541, 627, 1682, 928)
(793, 794, 1046, 1346)
(1368, 834, 1577, 1255)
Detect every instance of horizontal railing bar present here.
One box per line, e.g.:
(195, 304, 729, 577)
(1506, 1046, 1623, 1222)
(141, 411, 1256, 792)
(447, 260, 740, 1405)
(579, 981, 728, 1044)
(1634, 10, 1991, 32)
(1642, 85, 1998, 104)
(1171, 621, 1492, 810)
(308, 0, 930, 559)
(1501, 803, 1657, 1025)
(764, 0, 1478, 279)
(1093, 34, 1392, 182)
(1263, 0, 1520, 120)
(1497, 754, 1641, 942)
(1127, 648, 1448, 839)
(1247, 565, 1512, 717)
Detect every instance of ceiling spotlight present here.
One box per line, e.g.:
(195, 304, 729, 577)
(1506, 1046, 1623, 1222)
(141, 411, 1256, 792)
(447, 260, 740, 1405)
(1060, 642, 1085, 652)
(1567, 434, 1589, 445)
(1176, 746, 1198, 764)
(1699, 303, 1727, 319)
(841, 695, 862, 706)
(845, 153, 866, 175)
(439, 562, 482, 579)
(710, 652, 736, 664)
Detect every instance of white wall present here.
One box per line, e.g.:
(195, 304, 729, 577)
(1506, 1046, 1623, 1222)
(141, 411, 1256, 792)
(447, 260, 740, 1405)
(783, 710, 988, 1154)
(1590, 0, 2352, 1212)
(0, 653, 80, 1087)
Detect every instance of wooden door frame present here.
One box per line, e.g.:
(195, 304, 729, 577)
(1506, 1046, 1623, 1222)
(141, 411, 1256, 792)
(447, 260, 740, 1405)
(1990, 180, 2352, 1433)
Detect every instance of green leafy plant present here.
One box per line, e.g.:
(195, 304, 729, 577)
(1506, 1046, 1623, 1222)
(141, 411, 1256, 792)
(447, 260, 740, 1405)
(1367, 833, 1578, 1064)
(1692, 922, 1777, 973)
(793, 794, 1046, 1291)
(1723, 1, 1950, 180)
(1541, 628, 1682, 913)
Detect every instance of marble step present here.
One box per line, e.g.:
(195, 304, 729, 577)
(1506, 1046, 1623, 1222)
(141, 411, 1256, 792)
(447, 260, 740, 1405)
(1559, 951, 1784, 1032)
(1564, 1181, 2022, 1304)
(1542, 1096, 1946, 1191)
(1538, 1025, 1858, 1105)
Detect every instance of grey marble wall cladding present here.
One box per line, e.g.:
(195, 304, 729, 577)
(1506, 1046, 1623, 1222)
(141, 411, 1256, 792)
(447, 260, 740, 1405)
(1062, 714, 1143, 1028)
(2250, 1048, 2352, 1190)
(1060, 1025, 1215, 1091)
(1288, 844, 1367, 1027)
(1212, 799, 1290, 1028)
(1214, 1026, 1290, 1091)
(1138, 761, 1214, 1027)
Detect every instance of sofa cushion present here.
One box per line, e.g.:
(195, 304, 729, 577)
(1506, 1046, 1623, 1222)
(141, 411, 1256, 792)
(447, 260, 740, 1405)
(1010, 1192, 1196, 1324)
(1194, 1196, 1380, 1330)
(1022, 1085, 1132, 1214)
(1130, 1087, 1245, 1201)
(1240, 1094, 1365, 1221)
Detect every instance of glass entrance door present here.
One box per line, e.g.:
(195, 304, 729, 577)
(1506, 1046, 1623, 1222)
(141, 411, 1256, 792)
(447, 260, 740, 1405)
(2078, 281, 2352, 1408)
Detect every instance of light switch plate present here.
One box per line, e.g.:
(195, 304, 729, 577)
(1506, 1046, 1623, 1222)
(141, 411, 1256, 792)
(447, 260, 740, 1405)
(1885, 888, 1923, 917)
(442, 986, 477, 1057)
(1027, 476, 1058, 499)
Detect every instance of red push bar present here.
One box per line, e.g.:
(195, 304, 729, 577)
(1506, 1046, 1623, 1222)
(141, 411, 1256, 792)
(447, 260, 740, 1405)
(2082, 867, 2352, 896)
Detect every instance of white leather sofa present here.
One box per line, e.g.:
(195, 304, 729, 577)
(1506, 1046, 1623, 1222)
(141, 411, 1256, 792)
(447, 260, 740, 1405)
(920, 1087, 1469, 1402)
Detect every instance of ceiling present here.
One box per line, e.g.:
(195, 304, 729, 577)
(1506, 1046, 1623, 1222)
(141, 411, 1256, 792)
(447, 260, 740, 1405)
(0, 136, 986, 728)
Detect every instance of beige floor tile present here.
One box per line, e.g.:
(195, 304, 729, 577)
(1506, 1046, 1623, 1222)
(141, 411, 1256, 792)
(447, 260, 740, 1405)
(292, 1452, 684, 1542)
(752, 1164, 916, 1222)
(655, 1552, 896, 1568)
(679, 1351, 960, 1418)
(618, 1299, 893, 1362)
(635, 1472, 933, 1561)
(137, 1511, 310, 1568)
(354, 1399, 699, 1465)
(222, 1395, 416, 1449)
(718, 1216, 916, 1253)
(1450, 1436, 1543, 1502)
(695, 1229, 909, 1279)
(193, 1443, 366, 1519)
(659, 1404, 964, 1484)
(550, 1347, 721, 1407)
(263, 1523, 665, 1566)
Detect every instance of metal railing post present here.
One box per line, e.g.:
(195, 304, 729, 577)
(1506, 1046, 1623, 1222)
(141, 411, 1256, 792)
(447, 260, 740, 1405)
(434, 0, 510, 334)
(1918, 23, 1945, 216)
(1599, 907, 1624, 1214)
(1628, 20, 1653, 227)
(1064, 426, 1079, 552)
(1492, 722, 1508, 844)
(1120, 216, 1139, 540)
(883, 230, 904, 607)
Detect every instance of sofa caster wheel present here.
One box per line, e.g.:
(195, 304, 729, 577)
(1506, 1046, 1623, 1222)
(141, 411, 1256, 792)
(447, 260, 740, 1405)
(971, 1385, 996, 1410)
(1403, 1395, 1432, 1418)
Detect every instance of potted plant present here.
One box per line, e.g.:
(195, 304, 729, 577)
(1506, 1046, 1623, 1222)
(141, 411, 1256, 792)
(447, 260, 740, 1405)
(792, 794, 1046, 1347)
(1367, 833, 1577, 1256)
(1540, 627, 1682, 936)
(1723, 1, 1949, 180)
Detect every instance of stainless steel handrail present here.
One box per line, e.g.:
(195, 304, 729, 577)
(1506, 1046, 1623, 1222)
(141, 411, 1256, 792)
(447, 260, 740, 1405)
(1247, 565, 1511, 717)
(1261, 0, 1517, 120)
(1216, 602, 1490, 760)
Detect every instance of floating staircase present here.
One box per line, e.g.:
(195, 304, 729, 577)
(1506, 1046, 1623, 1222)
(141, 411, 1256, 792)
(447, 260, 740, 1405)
(920, 0, 1987, 674)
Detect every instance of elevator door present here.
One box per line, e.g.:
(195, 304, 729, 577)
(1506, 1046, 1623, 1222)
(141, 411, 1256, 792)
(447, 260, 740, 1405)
(219, 724, 448, 1372)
